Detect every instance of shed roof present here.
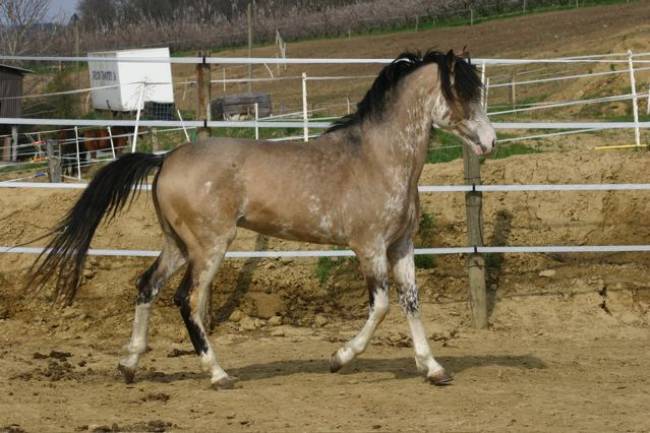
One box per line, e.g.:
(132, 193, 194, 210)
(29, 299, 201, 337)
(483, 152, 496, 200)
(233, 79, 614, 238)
(0, 64, 33, 75)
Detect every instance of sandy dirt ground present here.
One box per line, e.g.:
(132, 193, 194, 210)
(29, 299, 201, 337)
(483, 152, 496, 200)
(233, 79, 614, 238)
(0, 297, 649, 433)
(1, 149, 650, 432)
(3, 3, 650, 430)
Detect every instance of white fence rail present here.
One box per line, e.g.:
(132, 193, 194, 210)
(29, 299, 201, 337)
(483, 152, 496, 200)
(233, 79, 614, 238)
(3, 118, 650, 130)
(4, 181, 650, 192)
(3, 245, 650, 259)
(2, 53, 650, 65)
(2, 181, 650, 258)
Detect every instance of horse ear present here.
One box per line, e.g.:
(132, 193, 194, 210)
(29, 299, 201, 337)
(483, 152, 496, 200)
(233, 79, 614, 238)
(446, 49, 456, 73)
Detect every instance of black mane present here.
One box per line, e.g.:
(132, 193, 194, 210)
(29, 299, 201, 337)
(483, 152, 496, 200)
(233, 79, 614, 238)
(326, 50, 481, 133)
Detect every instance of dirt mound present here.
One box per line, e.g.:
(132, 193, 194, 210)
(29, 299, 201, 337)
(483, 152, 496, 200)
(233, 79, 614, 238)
(1, 149, 650, 327)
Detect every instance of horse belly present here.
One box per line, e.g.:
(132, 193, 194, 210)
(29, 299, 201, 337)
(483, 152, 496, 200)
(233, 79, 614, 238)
(238, 201, 346, 246)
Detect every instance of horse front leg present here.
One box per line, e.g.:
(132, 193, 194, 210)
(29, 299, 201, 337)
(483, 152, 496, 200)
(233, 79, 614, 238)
(330, 246, 390, 372)
(388, 237, 452, 385)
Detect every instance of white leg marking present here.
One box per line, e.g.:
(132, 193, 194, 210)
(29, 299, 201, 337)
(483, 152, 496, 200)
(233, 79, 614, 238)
(120, 302, 151, 369)
(334, 287, 390, 367)
(407, 313, 444, 375)
(392, 239, 446, 379)
(190, 245, 234, 384)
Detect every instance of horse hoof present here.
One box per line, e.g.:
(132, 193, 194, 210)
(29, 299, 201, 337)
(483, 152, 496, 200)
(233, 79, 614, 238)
(117, 364, 136, 384)
(211, 375, 239, 390)
(427, 370, 453, 386)
(329, 351, 343, 373)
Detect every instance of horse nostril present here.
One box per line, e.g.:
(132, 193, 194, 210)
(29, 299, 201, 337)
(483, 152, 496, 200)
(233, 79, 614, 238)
(491, 138, 496, 148)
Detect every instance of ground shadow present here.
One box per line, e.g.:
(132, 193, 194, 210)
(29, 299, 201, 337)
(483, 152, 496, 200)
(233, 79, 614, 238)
(210, 234, 269, 328)
(486, 209, 513, 319)
(138, 354, 545, 384)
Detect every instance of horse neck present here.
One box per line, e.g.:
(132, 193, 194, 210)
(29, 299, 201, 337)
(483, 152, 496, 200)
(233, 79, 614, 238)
(362, 67, 438, 186)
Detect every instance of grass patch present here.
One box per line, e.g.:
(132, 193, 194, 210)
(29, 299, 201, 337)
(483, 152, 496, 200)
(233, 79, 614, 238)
(427, 130, 464, 163)
(315, 256, 337, 284)
(314, 249, 357, 285)
(0, 163, 47, 175)
(427, 131, 542, 164)
(490, 143, 541, 160)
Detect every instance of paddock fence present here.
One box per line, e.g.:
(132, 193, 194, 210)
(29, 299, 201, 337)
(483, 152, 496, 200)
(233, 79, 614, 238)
(2, 52, 650, 327)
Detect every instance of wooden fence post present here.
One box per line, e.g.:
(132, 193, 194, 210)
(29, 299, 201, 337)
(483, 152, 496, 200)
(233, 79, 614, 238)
(11, 126, 18, 162)
(196, 52, 212, 327)
(196, 51, 212, 141)
(46, 140, 62, 183)
(151, 128, 159, 152)
(463, 146, 488, 329)
(2, 136, 10, 161)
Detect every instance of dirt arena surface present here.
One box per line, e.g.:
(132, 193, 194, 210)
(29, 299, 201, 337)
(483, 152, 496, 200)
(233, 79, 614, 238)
(1, 149, 649, 432)
(3, 2, 650, 428)
(0, 297, 649, 433)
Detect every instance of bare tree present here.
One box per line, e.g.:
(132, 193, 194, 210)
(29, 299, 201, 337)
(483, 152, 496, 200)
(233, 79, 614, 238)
(0, 0, 57, 56)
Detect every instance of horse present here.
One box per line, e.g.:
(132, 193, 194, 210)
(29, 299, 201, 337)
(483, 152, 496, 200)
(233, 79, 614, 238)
(52, 127, 133, 178)
(29, 49, 496, 389)
(82, 126, 133, 160)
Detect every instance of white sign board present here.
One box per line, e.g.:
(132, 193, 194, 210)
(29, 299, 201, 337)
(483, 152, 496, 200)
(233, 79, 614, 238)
(88, 47, 174, 112)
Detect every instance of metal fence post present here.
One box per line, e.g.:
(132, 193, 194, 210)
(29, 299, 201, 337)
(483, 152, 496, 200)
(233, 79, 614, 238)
(254, 102, 260, 140)
(302, 72, 309, 142)
(480, 62, 487, 108)
(177, 109, 191, 142)
(107, 126, 116, 159)
(627, 50, 640, 147)
(74, 126, 81, 180)
(131, 84, 145, 152)
(510, 72, 517, 110)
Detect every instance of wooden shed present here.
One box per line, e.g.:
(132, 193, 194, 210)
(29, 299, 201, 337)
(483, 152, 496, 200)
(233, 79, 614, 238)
(1, 64, 32, 161)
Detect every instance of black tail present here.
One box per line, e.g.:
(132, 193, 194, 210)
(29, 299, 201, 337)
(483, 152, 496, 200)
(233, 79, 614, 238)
(28, 152, 165, 305)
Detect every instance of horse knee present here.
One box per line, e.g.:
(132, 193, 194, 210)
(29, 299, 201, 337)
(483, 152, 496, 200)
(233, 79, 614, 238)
(370, 286, 390, 320)
(136, 262, 160, 305)
(399, 284, 420, 315)
(372, 288, 390, 318)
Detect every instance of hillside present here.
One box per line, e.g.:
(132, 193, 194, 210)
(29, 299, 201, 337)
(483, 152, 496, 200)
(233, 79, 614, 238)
(164, 0, 650, 148)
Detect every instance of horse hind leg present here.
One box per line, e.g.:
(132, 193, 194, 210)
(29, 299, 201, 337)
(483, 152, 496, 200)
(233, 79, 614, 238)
(117, 238, 185, 383)
(173, 230, 238, 390)
(330, 246, 390, 372)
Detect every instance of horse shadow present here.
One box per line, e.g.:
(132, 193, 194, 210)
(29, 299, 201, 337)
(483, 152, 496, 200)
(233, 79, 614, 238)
(486, 209, 513, 319)
(138, 353, 545, 384)
(210, 234, 269, 327)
